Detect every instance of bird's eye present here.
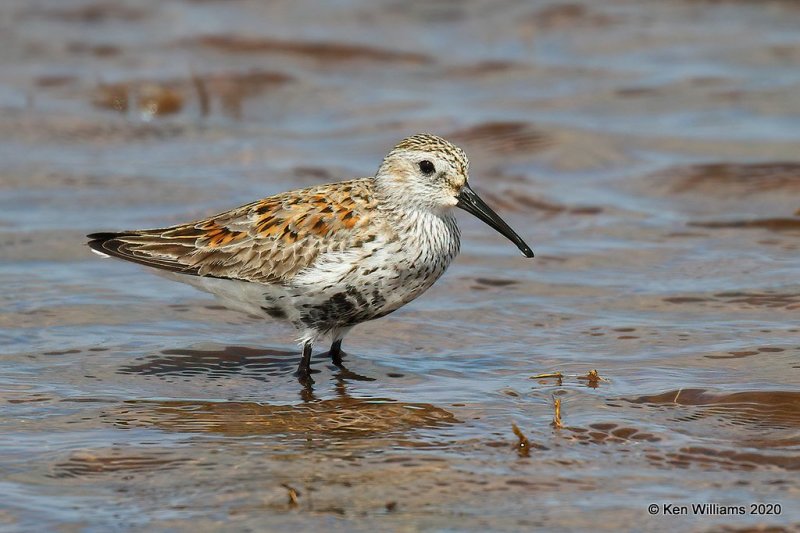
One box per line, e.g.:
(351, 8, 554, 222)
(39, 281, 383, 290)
(418, 160, 435, 176)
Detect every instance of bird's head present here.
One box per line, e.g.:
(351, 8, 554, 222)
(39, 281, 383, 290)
(375, 133, 534, 258)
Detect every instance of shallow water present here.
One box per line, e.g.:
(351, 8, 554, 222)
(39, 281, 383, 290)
(1, 0, 799, 531)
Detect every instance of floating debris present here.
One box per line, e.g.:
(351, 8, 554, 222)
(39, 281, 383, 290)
(577, 369, 608, 388)
(530, 371, 563, 385)
(530, 372, 564, 380)
(511, 422, 531, 457)
(138, 84, 183, 119)
(93, 82, 184, 118)
(281, 483, 300, 508)
(531, 370, 609, 387)
(552, 397, 563, 429)
(385, 501, 397, 512)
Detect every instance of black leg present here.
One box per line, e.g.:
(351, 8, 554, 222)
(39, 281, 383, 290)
(330, 339, 344, 366)
(295, 342, 313, 384)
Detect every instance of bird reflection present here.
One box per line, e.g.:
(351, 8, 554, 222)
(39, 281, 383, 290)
(111, 344, 456, 440)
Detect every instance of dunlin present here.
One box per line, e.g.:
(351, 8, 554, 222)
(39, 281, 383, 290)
(88, 134, 534, 383)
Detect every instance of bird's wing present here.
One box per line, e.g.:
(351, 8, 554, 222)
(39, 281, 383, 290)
(87, 178, 381, 283)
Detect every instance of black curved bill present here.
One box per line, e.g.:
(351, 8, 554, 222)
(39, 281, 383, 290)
(456, 184, 534, 258)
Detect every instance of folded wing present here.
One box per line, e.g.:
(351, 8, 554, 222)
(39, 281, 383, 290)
(88, 178, 379, 284)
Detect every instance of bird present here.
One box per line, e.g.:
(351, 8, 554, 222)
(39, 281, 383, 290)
(88, 133, 534, 384)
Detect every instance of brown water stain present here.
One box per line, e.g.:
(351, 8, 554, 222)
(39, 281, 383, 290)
(66, 42, 121, 57)
(529, 3, 618, 30)
(706, 347, 786, 359)
(473, 278, 519, 288)
(663, 291, 800, 310)
(188, 35, 431, 64)
(663, 163, 800, 195)
(632, 389, 800, 430)
(449, 122, 552, 156)
(92, 82, 182, 116)
(91, 71, 293, 118)
(689, 217, 800, 232)
(478, 188, 603, 216)
(106, 397, 457, 439)
(443, 61, 521, 77)
(28, 3, 145, 22)
(35, 75, 78, 88)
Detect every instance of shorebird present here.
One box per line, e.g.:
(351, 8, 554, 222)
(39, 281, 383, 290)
(88, 134, 534, 383)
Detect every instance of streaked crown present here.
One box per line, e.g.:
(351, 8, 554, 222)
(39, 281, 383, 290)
(388, 133, 469, 177)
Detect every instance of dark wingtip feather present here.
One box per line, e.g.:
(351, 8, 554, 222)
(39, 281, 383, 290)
(87, 232, 128, 253)
(87, 232, 119, 240)
(86, 230, 210, 278)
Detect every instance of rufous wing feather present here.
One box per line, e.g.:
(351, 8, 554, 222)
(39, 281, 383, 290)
(87, 178, 380, 283)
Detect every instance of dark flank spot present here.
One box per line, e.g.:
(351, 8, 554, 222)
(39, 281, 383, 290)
(371, 288, 386, 308)
(301, 292, 357, 328)
(329, 293, 355, 313)
(261, 306, 287, 319)
(346, 286, 369, 308)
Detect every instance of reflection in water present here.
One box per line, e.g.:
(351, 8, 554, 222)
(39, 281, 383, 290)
(627, 389, 800, 470)
(118, 346, 300, 380)
(106, 395, 456, 440)
(109, 358, 456, 440)
(118, 344, 377, 390)
(631, 388, 800, 430)
(50, 451, 189, 479)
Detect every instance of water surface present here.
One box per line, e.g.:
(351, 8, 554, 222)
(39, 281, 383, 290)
(1, 0, 799, 531)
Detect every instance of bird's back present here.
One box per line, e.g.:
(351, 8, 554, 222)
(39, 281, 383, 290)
(88, 178, 383, 284)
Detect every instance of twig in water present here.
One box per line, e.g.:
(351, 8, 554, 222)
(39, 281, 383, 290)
(552, 397, 563, 429)
(577, 369, 608, 387)
(281, 483, 300, 508)
(511, 423, 531, 457)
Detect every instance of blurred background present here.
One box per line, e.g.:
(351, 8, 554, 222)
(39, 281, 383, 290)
(1, 0, 799, 531)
